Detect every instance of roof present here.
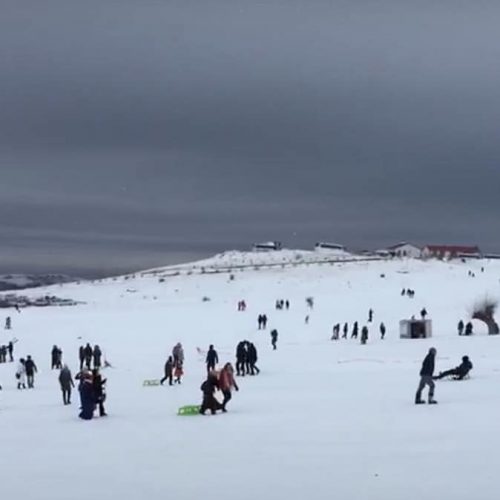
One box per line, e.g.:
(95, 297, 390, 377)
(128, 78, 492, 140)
(424, 245, 480, 254)
(387, 242, 420, 250)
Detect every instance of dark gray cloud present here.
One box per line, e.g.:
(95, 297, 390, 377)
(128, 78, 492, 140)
(1, 1, 500, 276)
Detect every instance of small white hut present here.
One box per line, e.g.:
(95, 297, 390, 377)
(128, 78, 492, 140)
(399, 319, 432, 339)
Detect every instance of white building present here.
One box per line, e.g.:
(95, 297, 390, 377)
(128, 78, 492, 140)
(386, 242, 422, 258)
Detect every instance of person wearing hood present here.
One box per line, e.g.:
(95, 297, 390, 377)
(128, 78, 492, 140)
(434, 356, 473, 380)
(415, 348, 437, 404)
(59, 365, 75, 405)
(219, 363, 239, 412)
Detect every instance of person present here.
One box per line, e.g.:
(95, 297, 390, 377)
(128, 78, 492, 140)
(236, 341, 247, 376)
(174, 360, 184, 384)
(7, 341, 13, 362)
(79, 345, 85, 370)
(83, 343, 93, 370)
(305, 315, 310, 325)
(342, 323, 348, 339)
(258, 314, 263, 329)
(218, 363, 239, 412)
(434, 356, 473, 380)
(368, 309, 373, 323)
(16, 358, 27, 389)
(401, 288, 406, 296)
(271, 329, 278, 350)
(25, 355, 38, 389)
(79, 371, 95, 420)
(5, 316, 11, 330)
(172, 343, 184, 367)
(380, 322, 386, 340)
(247, 342, 260, 375)
(415, 348, 437, 404)
(351, 322, 359, 339)
(206, 345, 219, 373)
(420, 308, 428, 319)
(160, 356, 174, 386)
(199, 372, 222, 415)
(92, 369, 107, 417)
(93, 345, 102, 369)
(465, 322, 473, 336)
(51, 345, 62, 370)
(285, 300, 290, 310)
(262, 314, 268, 330)
(361, 326, 368, 344)
(59, 365, 75, 405)
(458, 320, 464, 336)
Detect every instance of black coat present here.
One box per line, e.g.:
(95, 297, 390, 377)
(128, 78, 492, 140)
(25, 359, 37, 376)
(248, 344, 258, 363)
(420, 353, 435, 377)
(206, 349, 218, 365)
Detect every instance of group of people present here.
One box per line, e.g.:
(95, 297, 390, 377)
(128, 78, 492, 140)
(415, 348, 473, 404)
(236, 341, 260, 375)
(51, 345, 63, 369)
(76, 368, 107, 419)
(275, 299, 290, 310)
(330, 321, 386, 343)
(457, 320, 474, 336)
(401, 288, 416, 298)
(199, 362, 239, 415)
(78, 343, 103, 370)
(0, 341, 14, 363)
(16, 355, 38, 389)
(237, 300, 247, 311)
(161, 343, 185, 386)
(257, 314, 268, 330)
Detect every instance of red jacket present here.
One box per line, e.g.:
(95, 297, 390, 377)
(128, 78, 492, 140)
(219, 367, 237, 391)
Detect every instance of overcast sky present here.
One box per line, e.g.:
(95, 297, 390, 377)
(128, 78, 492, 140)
(1, 1, 500, 277)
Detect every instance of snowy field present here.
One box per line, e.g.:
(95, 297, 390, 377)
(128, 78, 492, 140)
(1, 257, 500, 500)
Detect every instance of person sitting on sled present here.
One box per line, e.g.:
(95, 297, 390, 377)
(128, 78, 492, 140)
(434, 356, 473, 380)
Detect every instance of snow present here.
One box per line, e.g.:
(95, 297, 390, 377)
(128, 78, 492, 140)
(1, 257, 500, 500)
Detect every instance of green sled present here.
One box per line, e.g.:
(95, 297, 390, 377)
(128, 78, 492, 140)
(178, 405, 201, 416)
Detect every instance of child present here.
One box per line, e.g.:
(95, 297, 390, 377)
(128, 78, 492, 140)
(174, 361, 184, 384)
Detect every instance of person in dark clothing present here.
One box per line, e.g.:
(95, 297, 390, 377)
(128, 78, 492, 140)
(434, 356, 473, 380)
(161, 356, 174, 386)
(7, 341, 13, 362)
(361, 326, 368, 344)
(206, 345, 219, 374)
(415, 348, 437, 404)
(25, 355, 38, 389)
(93, 345, 102, 369)
(368, 309, 373, 323)
(59, 365, 75, 405)
(5, 316, 11, 330)
(458, 320, 464, 336)
(342, 323, 348, 339)
(420, 308, 428, 319)
(51, 346, 62, 370)
(257, 315, 263, 330)
(79, 372, 95, 420)
(236, 341, 247, 376)
(380, 322, 386, 340)
(92, 369, 107, 417)
(271, 329, 278, 350)
(285, 300, 290, 310)
(83, 344, 93, 369)
(79, 346, 85, 370)
(199, 373, 222, 415)
(465, 322, 473, 336)
(351, 322, 359, 339)
(247, 342, 260, 375)
(262, 315, 268, 330)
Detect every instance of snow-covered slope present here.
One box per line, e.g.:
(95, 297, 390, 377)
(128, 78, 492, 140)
(1, 257, 500, 500)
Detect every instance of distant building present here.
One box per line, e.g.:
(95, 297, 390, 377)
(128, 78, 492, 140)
(484, 254, 500, 260)
(252, 241, 282, 252)
(422, 245, 481, 260)
(386, 242, 422, 258)
(314, 242, 346, 251)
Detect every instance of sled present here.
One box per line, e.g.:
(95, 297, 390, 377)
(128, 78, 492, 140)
(143, 379, 161, 386)
(178, 405, 201, 416)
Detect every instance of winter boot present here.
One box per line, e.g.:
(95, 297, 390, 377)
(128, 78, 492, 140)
(428, 398, 438, 405)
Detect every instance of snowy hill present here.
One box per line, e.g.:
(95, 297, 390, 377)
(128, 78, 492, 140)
(1, 256, 500, 500)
